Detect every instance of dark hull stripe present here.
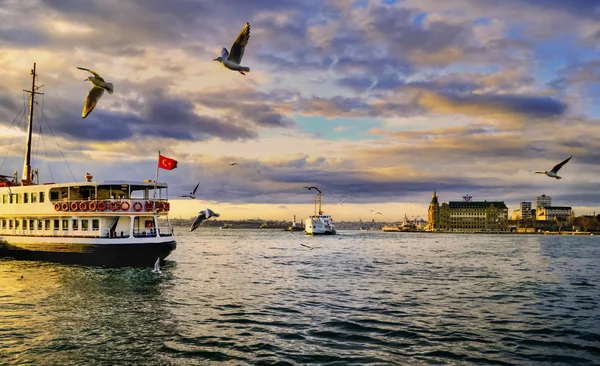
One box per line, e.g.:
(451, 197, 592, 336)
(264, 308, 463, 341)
(0, 241, 176, 267)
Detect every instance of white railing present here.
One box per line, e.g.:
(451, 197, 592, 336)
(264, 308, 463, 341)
(0, 226, 173, 238)
(0, 227, 106, 238)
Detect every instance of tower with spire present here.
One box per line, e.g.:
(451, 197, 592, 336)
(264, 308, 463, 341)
(427, 190, 440, 231)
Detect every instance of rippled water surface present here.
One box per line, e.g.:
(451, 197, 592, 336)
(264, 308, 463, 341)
(1, 230, 599, 365)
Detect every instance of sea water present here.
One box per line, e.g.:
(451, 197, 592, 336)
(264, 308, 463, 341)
(1, 229, 599, 365)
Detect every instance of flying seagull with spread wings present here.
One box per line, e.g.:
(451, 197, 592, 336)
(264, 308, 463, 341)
(190, 208, 220, 232)
(339, 195, 351, 205)
(532, 155, 572, 179)
(77, 67, 114, 118)
(181, 183, 200, 199)
(213, 22, 251, 75)
(229, 163, 239, 166)
(370, 210, 383, 215)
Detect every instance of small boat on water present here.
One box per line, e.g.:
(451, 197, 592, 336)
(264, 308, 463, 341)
(304, 188, 336, 235)
(0, 64, 176, 266)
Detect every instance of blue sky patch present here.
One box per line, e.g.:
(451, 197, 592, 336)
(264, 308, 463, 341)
(293, 115, 384, 141)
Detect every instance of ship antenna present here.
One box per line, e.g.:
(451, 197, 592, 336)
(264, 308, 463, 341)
(22, 63, 43, 186)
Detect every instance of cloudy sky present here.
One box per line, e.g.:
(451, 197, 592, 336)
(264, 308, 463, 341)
(0, 0, 599, 221)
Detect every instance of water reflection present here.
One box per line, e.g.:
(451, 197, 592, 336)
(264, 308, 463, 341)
(0, 259, 178, 365)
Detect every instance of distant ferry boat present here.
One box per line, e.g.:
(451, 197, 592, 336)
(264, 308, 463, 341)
(304, 188, 336, 235)
(0, 64, 176, 266)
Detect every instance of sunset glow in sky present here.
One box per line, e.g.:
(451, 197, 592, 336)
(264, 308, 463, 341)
(0, 0, 599, 221)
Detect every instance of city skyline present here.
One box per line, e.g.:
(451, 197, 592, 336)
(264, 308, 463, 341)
(0, 0, 599, 221)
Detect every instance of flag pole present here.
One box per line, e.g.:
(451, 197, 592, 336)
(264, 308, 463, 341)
(154, 151, 160, 199)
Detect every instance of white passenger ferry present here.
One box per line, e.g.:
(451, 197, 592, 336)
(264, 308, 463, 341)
(304, 188, 336, 235)
(0, 64, 176, 266)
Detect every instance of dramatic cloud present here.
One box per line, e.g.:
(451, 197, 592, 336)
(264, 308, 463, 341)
(0, 0, 598, 219)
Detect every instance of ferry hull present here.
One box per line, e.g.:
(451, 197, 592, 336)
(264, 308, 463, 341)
(304, 218, 336, 235)
(305, 230, 336, 235)
(0, 238, 176, 267)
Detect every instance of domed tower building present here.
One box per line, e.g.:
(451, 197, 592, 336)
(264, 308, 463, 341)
(427, 190, 440, 231)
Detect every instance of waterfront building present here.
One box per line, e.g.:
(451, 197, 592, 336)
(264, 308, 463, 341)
(536, 206, 572, 222)
(426, 191, 440, 231)
(536, 194, 551, 209)
(427, 192, 509, 232)
(511, 209, 522, 221)
(520, 202, 532, 218)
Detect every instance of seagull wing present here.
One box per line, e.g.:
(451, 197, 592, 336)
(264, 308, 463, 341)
(192, 182, 200, 195)
(228, 22, 250, 64)
(190, 213, 206, 232)
(77, 66, 104, 81)
(82, 86, 105, 118)
(550, 155, 572, 173)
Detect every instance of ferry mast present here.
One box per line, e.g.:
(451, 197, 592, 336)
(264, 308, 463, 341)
(21, 62, 43, 186)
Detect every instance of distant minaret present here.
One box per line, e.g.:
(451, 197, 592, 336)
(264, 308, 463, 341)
(292, 215, 297, 228)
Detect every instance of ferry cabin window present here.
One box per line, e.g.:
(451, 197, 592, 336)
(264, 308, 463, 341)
(54, 219, 59, 230)
(15, 194, 20, 204)
(2, 194, 6, 204)
(1, 219, 4, 229)
(92, 219, 99, 231)
(97, 185, 129, 200)
(72, 219, 78, 231)
(62, 220, 68, 230)
(31, 192, 37, 203)
(38, 220, 42, 230)
(24, 220, 28, 230)
(49, 188, 68, 202)
(39, 192, 45, 203)
(81, 220, 88, 231)
(9, 194, 13, 204)
(23, 193, 28, 203)
(68, 186, 95, 201)
(45, 220, 50, 230)
(9, 220, 13, 229)
(15, 220, 19, 229)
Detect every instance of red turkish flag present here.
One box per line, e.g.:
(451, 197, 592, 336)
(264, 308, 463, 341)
(158, 154, 178, 170)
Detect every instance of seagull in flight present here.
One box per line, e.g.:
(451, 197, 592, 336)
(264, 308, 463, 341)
(77, 67, 114, 118)
(532, 155, 572, 179)
(229, 163, 238, 166)
(339, 195, 351, 205)
(181, 183, 200, 199)
(213, 22, 251, 75)
(190, 208, 220, 232)
(370, 210, 383, 215)
(152, 257, 162, 274)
